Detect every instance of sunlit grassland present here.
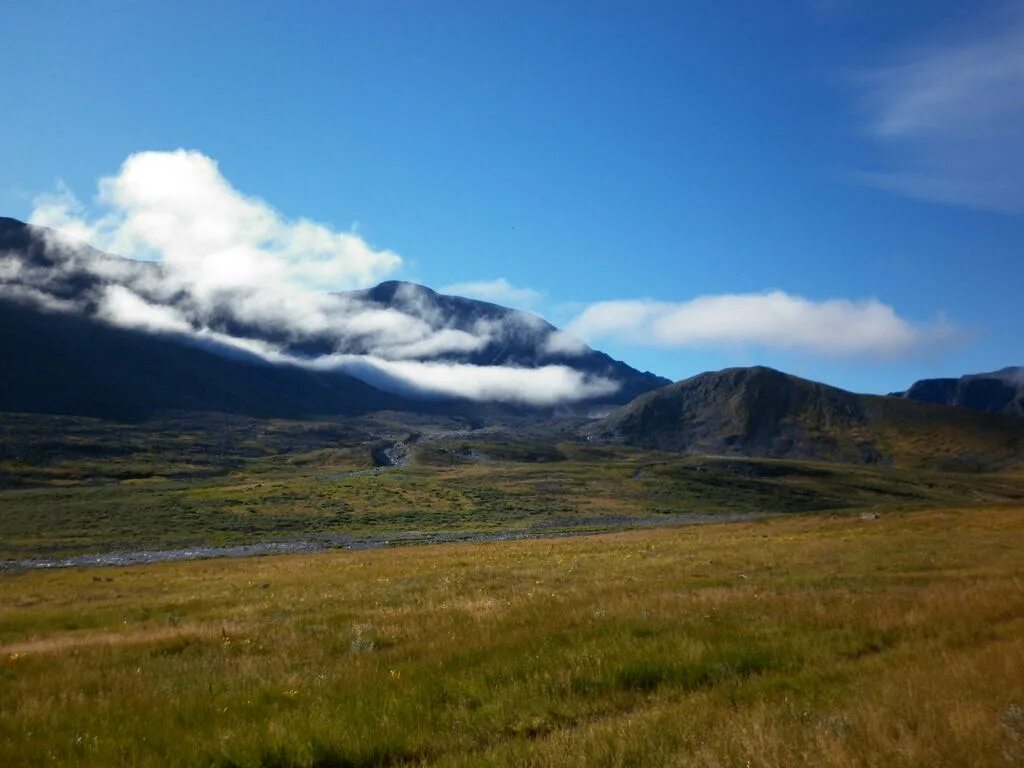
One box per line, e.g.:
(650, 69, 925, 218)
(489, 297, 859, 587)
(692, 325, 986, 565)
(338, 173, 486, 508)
(2, 506, 1023, 766)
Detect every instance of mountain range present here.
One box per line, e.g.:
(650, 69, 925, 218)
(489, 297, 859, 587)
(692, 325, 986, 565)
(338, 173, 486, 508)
(1, 215, 1021, 468)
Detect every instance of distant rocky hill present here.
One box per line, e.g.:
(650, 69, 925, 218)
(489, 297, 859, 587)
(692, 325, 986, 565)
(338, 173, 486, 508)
(588, 366, 1024, 470)
(897, 368, 1024, 418)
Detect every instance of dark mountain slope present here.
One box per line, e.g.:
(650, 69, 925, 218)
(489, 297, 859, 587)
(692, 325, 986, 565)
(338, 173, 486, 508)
(589, 366, 1024, 469)
(0, 297, 406, 418)
(899, 368, 1024, 418)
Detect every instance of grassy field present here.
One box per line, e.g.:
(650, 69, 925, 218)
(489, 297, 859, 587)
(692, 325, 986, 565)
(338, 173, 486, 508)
(2, 506, 1024, 767)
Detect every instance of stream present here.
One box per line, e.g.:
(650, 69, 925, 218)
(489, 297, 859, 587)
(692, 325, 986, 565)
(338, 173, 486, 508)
(0, 513, 768, 572)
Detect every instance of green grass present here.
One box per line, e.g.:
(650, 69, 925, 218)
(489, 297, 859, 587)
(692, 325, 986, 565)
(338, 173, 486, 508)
(2, 507, 1023, 766)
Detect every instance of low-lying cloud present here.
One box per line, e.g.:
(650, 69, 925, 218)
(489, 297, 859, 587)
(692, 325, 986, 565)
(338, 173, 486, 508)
(567, 291, 951, 358)
(8, 150, 614, 405)
(313, 356, 617, 404)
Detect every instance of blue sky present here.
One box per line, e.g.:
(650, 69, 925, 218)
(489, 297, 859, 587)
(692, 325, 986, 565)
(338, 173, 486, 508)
(2, 0, 1021, 394)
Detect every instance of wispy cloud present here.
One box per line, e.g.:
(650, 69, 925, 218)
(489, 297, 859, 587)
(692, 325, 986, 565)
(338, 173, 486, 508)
(856, 6, 1024, 213)
(440, 278, 542, 310)
(567, 291, 954, 359)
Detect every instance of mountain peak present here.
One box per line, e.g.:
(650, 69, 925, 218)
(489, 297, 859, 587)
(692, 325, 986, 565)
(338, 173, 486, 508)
(589, 365, 866, 458)
(343, 278, 669, 402)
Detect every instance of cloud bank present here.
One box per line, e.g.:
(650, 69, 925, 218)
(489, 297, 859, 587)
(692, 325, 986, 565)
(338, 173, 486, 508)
(567, 291, 951, 358)
(9, 150, 615, 405)
(309, 355, 617, 405)
(856, 7, 1024, 213)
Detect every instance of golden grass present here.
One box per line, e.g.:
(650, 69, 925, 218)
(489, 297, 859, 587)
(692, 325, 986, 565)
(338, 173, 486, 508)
(1, 507, 1023, 767)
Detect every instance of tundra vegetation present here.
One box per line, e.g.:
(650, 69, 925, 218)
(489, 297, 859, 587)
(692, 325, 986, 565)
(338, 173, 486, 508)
(2, 412, 1023, 560)
(1, 412, 1023, 766)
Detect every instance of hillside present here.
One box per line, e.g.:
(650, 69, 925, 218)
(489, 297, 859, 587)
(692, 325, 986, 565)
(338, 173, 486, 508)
(0, 295, 408, 418)
(588, 366, 1024, 469)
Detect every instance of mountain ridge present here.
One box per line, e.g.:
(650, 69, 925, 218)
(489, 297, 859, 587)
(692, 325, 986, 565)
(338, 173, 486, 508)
(341, 279, 669, 401)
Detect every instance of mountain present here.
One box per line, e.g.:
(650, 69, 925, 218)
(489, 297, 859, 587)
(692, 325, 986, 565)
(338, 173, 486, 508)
(588, 366, 1024, 469)
(0, 215, 405, 417)
(898, 368, 1024, 418)
(341, 280, 669, 402)
(0, 217, 665, 416)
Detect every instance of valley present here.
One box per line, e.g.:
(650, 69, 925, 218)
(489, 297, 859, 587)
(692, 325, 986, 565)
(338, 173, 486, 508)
(4, 411, 1024, 566)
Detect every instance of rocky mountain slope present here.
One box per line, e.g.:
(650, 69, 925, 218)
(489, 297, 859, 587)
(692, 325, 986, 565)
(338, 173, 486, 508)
(588, 366, 1024, 469)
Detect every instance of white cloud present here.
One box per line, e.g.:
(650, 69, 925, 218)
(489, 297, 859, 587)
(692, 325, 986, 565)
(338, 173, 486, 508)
(567, 291, 951, 358)
(31, 150, 402, 291)
(0, 283, 81, 314)
(375, 328, 487, 360)
(313, 356, 618, 405)
(130, 335, 616, 406)
(22, 151, 474, 360)
(856, 8, 1024, 213)
(0, 256, 24, 281)
(29, 182, 104, 245)
(441, 278, 542, 309)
